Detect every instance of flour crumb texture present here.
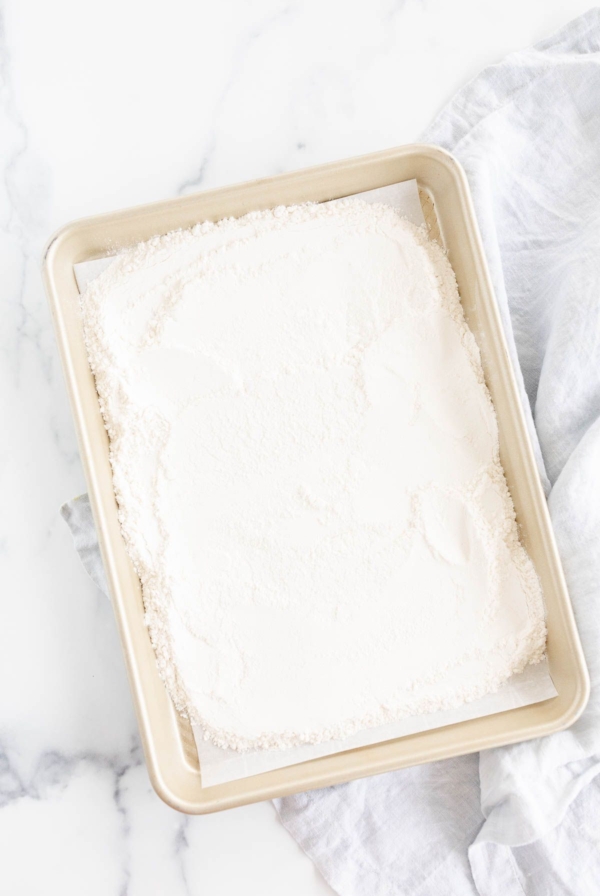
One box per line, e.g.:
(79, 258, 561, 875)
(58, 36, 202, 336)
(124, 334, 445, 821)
(80, 200, 547, 751)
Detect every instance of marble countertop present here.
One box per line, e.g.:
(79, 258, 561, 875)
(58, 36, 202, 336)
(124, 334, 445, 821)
(0, 1, 591, 893)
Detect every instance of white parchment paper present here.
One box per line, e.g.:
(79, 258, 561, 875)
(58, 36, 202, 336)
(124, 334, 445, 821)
(73, 179, 556, 787)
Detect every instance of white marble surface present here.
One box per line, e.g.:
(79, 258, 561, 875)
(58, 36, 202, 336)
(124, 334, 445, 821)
(0, 1, 592, 893)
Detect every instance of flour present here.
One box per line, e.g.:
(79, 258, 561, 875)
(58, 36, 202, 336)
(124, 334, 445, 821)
(80, 200, 547, 752)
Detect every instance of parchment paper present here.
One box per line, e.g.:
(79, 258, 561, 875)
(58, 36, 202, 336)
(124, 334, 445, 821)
(73, 179, 557, 787)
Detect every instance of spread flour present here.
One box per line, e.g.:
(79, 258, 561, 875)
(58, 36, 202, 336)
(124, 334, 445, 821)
(80, 200, 546, 751)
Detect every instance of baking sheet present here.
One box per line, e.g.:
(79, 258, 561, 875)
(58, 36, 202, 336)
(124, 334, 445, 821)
(73, 177, 556, 788)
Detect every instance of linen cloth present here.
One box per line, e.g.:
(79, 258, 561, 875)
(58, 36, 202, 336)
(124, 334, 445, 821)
(62, 9, 600, 893)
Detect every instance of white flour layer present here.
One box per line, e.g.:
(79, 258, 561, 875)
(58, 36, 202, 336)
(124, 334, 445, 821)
(80, 200, 547, 752)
